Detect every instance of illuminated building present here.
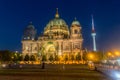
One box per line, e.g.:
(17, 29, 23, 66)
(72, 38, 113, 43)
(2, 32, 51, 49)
(22, 9, 83, 60)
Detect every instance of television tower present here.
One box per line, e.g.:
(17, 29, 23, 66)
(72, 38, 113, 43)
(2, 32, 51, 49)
(91, 15, 97, 51)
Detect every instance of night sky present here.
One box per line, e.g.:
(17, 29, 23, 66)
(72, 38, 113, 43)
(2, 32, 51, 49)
(0, 0, 120, 52)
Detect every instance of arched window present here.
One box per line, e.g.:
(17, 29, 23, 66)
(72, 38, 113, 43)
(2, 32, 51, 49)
(35, 47, 37, 50)
(74, 29, 78, 34)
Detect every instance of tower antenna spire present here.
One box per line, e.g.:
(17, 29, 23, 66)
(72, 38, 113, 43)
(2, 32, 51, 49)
(92, 15, 95, 32)
(91, 14, 97, 51)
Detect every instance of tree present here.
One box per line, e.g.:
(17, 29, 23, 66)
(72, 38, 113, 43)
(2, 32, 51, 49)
(0, 50, 23, 62)
(70, 55, 75, 62)
(95, 51, 103, 62)
(76, 53, 81, 61)
(42, 55, 47, 61)
(12, 53, 19, 62)
(30, 55, 36, 61)
(18, 54, 23, 61)
(0, 50, 13, 61)
(12, 55, 18, 62)
(85, 51, 103, 63)
(82, 51, 88, 61)
(55, 55, 59, 61)
(64, 55, 68, 62)
(24, 54, 30, 61)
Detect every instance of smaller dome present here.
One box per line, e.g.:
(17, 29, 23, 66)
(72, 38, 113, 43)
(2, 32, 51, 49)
(72, 18, 80, 26)
(23, 22, 37, 40)
(27, 22, 35, 29)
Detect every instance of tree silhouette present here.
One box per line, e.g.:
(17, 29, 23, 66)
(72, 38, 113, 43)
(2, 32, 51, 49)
(24, 54, 30, 61)
(18, 55, 23, 61)
(0, 50, 13, 61)
(55, 55, 59, 61)
(30, 55, 36, 61)
(49, 55, 54, 61)
(42, 55, 47, 61)
(70, 55, 75, 61)
(76, 53, 81, 61)
(64, 55, 68, 62)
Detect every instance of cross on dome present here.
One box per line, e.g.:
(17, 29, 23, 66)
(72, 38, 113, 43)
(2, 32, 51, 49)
(55, 8, 59, 18)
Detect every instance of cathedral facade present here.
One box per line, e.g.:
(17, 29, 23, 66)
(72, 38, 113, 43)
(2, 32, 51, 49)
(22, 9, 83, 60)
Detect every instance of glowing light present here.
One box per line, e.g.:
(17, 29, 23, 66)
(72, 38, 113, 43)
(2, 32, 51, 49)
(89, 54, 94, 59)
(2, 64, 7, 68)
(108, 52, 112, 56)
(113, 71, 120, 79)
(115, 51, 120, 56)
(87, 53, 95, 61)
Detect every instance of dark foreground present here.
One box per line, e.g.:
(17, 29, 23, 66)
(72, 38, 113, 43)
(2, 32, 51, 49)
(0, 64, 112, 80)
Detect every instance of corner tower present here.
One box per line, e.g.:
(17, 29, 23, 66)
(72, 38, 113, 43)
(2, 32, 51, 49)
(70, 18, 83, 56)
(22, 22, 37, 56)
(91, 15, 97, 51)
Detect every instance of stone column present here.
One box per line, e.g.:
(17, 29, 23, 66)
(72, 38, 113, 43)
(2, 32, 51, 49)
(30, 43, 32, 55)
(22, 43, 24, 52)
(58, 42, 62, 55)
(37, 43, 39, 54)
(71, 42, 73, 54)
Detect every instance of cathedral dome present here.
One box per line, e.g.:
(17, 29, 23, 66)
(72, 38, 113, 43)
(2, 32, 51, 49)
(45, 18, 68, 30)
(44, 9, 69, 36)
(23, 22, 37, 40)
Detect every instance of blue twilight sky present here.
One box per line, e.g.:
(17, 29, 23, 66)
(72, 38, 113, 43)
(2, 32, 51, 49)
(0, 0, 120, 52)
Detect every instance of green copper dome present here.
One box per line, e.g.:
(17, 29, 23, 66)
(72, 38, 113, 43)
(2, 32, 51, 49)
(72, 18, 80, 26)
(44, 9, 69, 36)
(44, 18, 68, 30)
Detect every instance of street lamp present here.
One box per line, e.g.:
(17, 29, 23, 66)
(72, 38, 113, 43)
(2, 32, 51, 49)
(89, 54, 94, 59)
(87, 53, 95, 61)
(115, 51, 120, 56)
(107, 52, 112, 60)
(108, 52, 112, 56)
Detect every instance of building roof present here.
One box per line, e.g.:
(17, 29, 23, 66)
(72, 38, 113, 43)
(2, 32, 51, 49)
(71, 18, 80, 26)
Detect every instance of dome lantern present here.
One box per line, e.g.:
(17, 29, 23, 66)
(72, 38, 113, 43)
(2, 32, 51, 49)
(55, 8, 59, 18)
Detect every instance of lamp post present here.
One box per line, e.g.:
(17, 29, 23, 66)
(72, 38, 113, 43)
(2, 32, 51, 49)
(108, 52, 112, 60)
(115, 51, 120, 59)
(87, 53, 95, 62)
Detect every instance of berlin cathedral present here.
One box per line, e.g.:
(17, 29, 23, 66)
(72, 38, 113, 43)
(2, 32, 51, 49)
(22, 9, 83, 61)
